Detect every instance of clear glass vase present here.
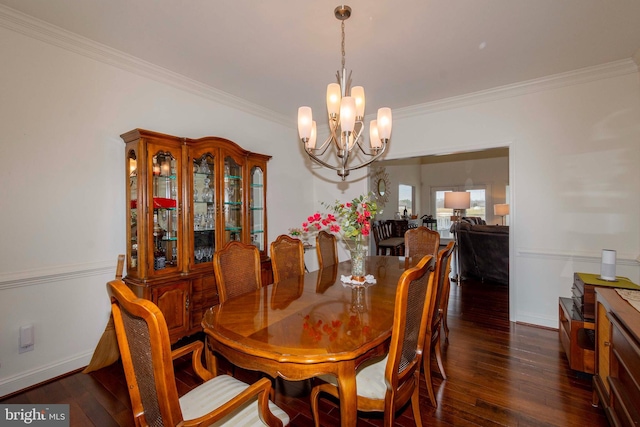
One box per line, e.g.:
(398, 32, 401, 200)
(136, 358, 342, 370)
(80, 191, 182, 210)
(350, 248, 366, 281)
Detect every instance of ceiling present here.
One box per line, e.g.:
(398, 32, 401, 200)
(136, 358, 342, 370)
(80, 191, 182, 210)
(2, 0, 640, 123)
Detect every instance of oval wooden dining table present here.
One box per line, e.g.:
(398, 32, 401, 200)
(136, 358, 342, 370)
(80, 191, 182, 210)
(202, 255, 413, 427)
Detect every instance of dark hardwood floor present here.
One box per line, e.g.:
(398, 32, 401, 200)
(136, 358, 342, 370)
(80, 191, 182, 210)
(2, 278, 608, 426)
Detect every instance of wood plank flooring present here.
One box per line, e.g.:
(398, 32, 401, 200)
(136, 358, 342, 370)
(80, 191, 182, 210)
(1, 278, 608, 426)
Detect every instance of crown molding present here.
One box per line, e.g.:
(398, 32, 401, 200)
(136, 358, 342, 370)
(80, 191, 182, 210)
(0, 4, 293, 128)
(394, 59, 639, 120)
(2, 4, 637, 128)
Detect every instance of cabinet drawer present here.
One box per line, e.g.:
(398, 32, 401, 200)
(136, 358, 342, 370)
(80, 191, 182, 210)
(609, 314, 640, 426)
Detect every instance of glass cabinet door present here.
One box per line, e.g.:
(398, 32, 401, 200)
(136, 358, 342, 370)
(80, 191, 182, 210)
(223, 156, 243, 245)
(192, 153, 215, 266)
(127, 150, 139, 273)
(151, 150, 179, 273)
(249, 166, 265, 252)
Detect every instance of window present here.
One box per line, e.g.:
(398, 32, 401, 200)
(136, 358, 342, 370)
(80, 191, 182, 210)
(398, 184, 414, 216)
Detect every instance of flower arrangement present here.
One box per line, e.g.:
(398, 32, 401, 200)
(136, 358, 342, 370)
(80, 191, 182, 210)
(301, 192, 378, 252)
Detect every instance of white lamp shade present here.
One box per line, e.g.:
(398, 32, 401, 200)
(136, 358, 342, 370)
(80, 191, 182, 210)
(351, 86, 365, 118)
(326, 83, 341, 117)
(298, 107, 313, 140)
(444, 191, 471, 209)
(305, 121, 317, 150)
(377, 108, 392, 139)
(493, 204, 510, 216)
(369, 120, 382, 149)
(339, 96, 356, 132)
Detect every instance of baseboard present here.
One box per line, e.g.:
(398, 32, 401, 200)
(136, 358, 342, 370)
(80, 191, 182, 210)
(0, 351, 92, 398)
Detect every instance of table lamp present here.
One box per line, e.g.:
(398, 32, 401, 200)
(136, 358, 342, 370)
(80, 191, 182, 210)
(494, 204, 510, 225)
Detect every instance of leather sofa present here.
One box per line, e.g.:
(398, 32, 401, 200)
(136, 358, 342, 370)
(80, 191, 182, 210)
(453, 221, 509, 285)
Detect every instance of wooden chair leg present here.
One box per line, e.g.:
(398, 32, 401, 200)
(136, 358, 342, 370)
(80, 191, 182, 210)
(443, 312, 450, 342)
(434, 335, 447, 380)
(410, 375, 423, 427)
(442, 290, 451, 342)
(423, 338, 437, 407)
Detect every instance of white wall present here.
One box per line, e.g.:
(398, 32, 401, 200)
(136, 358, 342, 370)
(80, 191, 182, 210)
(0, 21, 313, 396)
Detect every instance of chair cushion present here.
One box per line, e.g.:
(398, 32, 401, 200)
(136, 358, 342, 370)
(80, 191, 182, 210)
(179, 374, 290, 426)
(317, 355, 389, 400)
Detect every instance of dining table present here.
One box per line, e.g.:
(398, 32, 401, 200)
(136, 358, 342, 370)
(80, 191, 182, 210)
(201, 255, 415, 427)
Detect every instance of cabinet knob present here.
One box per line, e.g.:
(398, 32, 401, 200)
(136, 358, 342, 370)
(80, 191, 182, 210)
(604, 341, 611, 347)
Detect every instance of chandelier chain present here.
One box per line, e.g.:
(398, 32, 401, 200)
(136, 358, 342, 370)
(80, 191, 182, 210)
(341, 20, 346, 70)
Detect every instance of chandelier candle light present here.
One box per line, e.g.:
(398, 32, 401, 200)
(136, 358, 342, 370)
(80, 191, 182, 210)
(297, 5, 392, 180)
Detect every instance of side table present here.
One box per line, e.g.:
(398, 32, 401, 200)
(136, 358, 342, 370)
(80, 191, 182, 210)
(559, 272, 640, 374)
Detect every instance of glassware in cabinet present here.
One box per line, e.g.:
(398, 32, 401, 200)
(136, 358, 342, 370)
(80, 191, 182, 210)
(249, 166, 265, 252)
(151, 150, 179, 272)
(127, 150, 139, 272)
(192, 153, 215, 266)
(223, 156, 243, 244)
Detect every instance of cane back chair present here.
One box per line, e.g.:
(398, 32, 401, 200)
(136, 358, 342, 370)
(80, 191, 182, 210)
(108, 279, 289, 426)
(310, 255, 437, 427)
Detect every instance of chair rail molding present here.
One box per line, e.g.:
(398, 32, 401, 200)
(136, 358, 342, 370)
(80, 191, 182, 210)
(517, 248, 639, 266)
(0, 260, 115, 291)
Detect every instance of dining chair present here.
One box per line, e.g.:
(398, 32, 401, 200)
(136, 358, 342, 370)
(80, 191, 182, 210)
(271, 234, 305, 283)
(213, 241, 262, 303)
(439, 241, 456, 342)
(108, 279, 290, 427)
(423, 240, 455, 408)
(372, 221, 404, 256)
(316, 230, 338, 269)
(404, 225, 440, 261)
(310, 254, 437, 427)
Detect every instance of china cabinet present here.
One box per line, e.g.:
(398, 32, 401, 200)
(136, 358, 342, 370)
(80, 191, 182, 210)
(121, 129, 271, 342)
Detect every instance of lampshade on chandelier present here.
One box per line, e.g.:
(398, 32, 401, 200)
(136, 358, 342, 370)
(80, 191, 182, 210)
(297, 5, 392, 181)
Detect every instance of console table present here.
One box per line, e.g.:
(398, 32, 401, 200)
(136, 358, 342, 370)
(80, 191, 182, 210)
(558, 273, 639, 374)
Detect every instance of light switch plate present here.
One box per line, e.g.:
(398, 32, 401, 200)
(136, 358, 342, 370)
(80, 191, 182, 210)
(19, 324, 34, 353)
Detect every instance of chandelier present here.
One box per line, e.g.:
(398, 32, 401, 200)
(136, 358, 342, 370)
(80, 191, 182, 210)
(297, 5, 392, 181)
